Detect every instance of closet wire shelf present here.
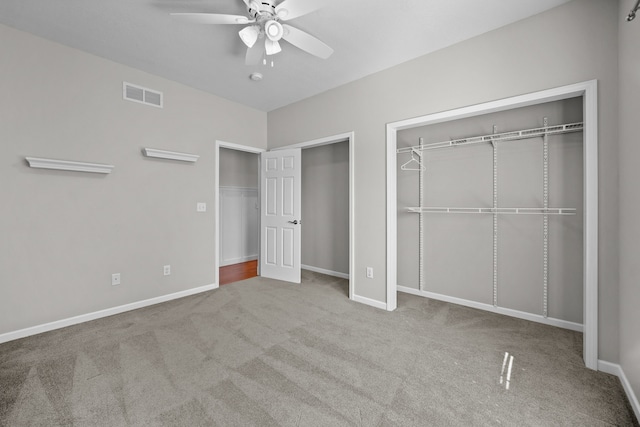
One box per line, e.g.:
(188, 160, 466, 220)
(399, 120, 583, 217)
(406, 207, 576, 215)
(397, 122, 583, 154)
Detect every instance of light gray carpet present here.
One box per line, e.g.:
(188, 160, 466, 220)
(0, 270, 637, 426)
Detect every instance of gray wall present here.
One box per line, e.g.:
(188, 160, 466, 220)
(268, 0, 620, 362)
(219, 148, 259, 188)
(0, 24, 267, 335)
(397, 99, 583, 323)
(301, 141, 349, 275)
(618, 0, 640, 408)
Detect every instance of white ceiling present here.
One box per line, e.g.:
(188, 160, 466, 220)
(0, 0, 571, 112)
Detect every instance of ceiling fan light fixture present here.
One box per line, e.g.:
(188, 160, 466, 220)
(265, 20, 283, 41)
(239, 25, 260, 48)
(265, 39, 282, 56)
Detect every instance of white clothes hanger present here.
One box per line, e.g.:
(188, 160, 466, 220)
(401, 149, 425, 171)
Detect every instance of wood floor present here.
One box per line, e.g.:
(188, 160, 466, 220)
(219, 260, 258, 285)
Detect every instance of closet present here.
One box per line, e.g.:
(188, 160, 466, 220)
(396, 98, 584, 329)
(219, 188, 258, 266)
(219, 148, 259, 267)
(301, 141, 350, 278)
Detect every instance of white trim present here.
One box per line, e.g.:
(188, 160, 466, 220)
(0, 283, 217, 345)
(302, 264, 349, 280)
(352, 294, 387, 310)
(398, 286, 583, 332)
(270, 132, 352, 150)
(215, 141, 266, 286)
(142, 148, 199, 162)
(386, 127, 398, 311)
(582, 82, 599, 370)
(597, 360, 622, 376)
(221, 255, 258, 267)
(217, 141, 266, 154)
(386, 80, 598, 369)
(272, 132, 356, 302)
(597, 360, 640, 421)
(25, 157, 114, 174)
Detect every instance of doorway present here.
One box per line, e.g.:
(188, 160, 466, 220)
(214, 141, 265, 286)
(270, 132, 355, 300)
(214, 133, 355, 301)
(301, 141, 350, 282)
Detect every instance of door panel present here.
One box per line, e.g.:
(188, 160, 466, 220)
(283, 177, 294, 215)
(260, 148, 301, 283)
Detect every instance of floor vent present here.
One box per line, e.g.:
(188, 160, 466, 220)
(123, 82, 163, 108)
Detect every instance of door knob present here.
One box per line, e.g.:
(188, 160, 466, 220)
(288, 220, 300, 225)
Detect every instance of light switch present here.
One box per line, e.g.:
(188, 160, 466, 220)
(197, 202, 207, 212)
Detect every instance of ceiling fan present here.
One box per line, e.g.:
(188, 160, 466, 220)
(171, 0, 334, 65)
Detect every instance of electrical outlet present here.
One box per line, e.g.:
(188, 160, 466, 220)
(197, 202, 207, 212)
(163, 265, 171, 276)
(112, 273, 121, 286)
(366, 267, 373, 279)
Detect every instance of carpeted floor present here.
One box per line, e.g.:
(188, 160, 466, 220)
(0, 270, 637, 426)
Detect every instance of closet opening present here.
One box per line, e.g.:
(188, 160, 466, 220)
(214, 141, 265, 287)
(386, 81, 598, 369)
(300, 140, 350, 296)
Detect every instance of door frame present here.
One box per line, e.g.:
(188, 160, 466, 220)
(271, 132, 355, 300)
(214, 140, 265, 287)
(386, 80, 598, 370)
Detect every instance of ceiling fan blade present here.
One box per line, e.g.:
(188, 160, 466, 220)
(275, 0, 320, 21)
(245, 40, 264, 65)
(282, 24, 333, 59)
(170, 13, 252, 25)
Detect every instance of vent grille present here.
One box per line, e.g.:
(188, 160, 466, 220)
(123, 82, 163, 108)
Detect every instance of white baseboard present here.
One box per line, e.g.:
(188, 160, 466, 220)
(597, 360, 622, 376)
(598, 360, 640, 422)
(397, 285, 583, 332)
(352, 293, 387, 310)
(0, 283, 218, 345)
(302, 264, 349, 280)
(220, 256, 258, 267)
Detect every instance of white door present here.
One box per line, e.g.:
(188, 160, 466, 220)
(260, 148, 302, 283)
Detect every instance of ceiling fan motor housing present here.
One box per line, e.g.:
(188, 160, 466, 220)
(247, 1, 277, 20)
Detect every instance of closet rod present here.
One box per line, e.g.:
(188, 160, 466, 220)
(397, 122, 583, 154)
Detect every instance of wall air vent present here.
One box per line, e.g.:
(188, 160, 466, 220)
(123, 82, 163, 108)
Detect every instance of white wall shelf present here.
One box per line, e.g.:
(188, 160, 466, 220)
(407, 207, 576, 215)
(142, 148, 199, 162)
(25, 157, 114, 174)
